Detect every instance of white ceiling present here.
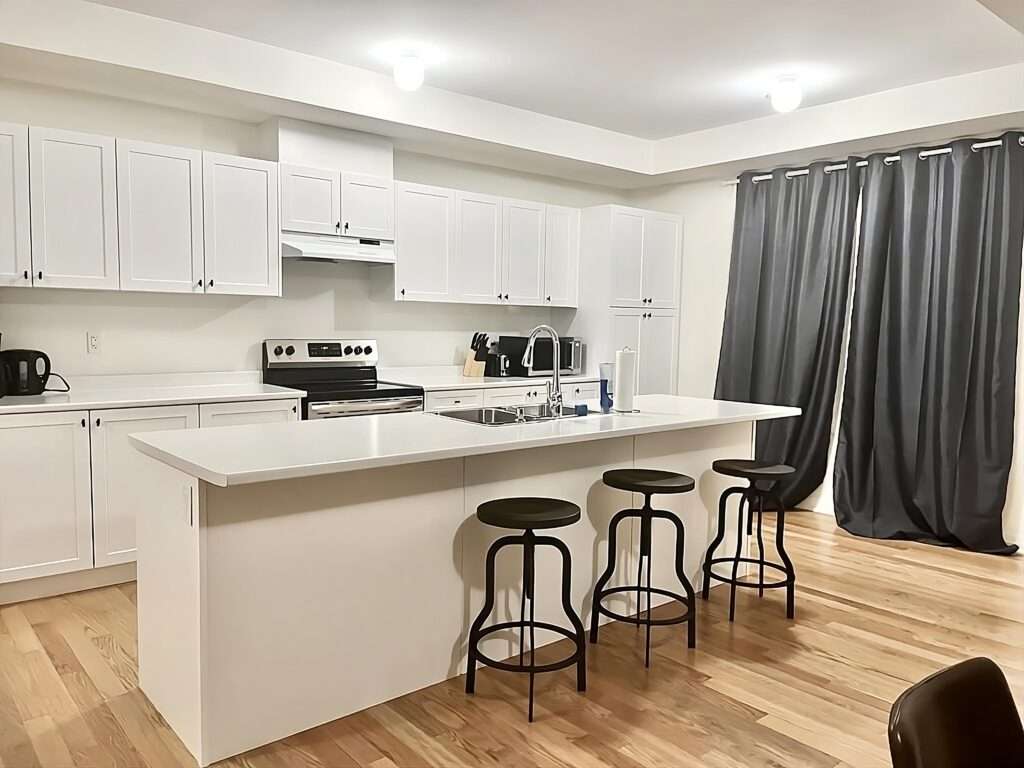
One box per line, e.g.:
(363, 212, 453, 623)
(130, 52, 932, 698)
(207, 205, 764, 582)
(85, 1, 1024, 139)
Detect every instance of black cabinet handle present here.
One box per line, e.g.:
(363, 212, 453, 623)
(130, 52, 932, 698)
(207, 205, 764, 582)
(292, 405, 297, 413)
(504, 293, 509, 300)
(497, 293, 502, 300)
(37, 271, 42, 280)
(81, 418, 86, 428)
(197, 279, 203, 287)
(344, 222, 349, 232)
(336, 221, 341, 231)
(23, 270, 29, 280)
(208, 280, 214, 288)
(95, 417, 101, 427)
(546, 296, 551, 302)
(400, 288, 406, 297)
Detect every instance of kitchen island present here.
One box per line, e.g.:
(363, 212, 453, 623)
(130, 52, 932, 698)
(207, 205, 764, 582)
(130, 395, 798, 766)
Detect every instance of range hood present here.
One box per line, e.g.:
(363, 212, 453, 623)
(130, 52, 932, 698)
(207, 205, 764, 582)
(281, 233, 395, 264)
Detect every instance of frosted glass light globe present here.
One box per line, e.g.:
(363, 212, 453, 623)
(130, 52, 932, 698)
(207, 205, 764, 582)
(394, 55, 425, 91)
(770, 77, 802, 113)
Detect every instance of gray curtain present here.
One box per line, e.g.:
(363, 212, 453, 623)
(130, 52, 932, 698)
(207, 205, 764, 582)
(834, 133, 1024, 554)
(716, 161, 861, 507)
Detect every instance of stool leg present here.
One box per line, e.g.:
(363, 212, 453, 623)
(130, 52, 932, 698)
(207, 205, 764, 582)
(755, 493, 766, 598)
(639, 501, 653, 666)
(728, 491, 748, 622)
(772, 492, 796, 619)
(654, 509, 697, 649)
(590, 510, 631, 644)
(468, 535, 517, 694)
(541, 535, 587, 693)
(703, 487, 743, 600)
(528, 575, 536, 722)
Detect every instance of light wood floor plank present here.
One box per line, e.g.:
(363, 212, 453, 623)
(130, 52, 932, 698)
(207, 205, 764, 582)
(0, 511, 1021, 767)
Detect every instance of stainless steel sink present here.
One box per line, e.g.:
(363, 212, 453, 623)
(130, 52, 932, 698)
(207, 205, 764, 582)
(437, 405, 582, 426)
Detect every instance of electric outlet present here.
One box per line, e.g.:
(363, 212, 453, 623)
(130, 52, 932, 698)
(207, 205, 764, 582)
(86, 332, 100, 354)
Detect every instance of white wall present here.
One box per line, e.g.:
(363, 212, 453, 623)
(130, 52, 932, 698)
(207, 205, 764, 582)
(0, 79, 625, 374)
(625, 179, 737, 397)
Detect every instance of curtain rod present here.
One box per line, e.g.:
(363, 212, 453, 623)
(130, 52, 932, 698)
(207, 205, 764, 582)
(723, 135, 1024, 186)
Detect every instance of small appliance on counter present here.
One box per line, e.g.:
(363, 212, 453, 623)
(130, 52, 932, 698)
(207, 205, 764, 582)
(497, 335, 584, 377)
(0, 342, 69, 396)
(262, 339, 424, 419)
(484, 352, 510, 377)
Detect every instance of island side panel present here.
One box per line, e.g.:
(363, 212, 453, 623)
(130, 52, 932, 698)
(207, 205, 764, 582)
(197, 458, 465, 766)
(462, 436, 636, 667)
(634, 421, 753, 609)
(136, 461, 203, 761)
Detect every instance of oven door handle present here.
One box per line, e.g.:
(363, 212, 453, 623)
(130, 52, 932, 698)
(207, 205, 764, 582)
(308, 397, 424, 418)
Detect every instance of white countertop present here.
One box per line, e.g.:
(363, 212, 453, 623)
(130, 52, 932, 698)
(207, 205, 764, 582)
(130, 395, 800, 487)
(377, 365, 597, 391)
(0, 371, 304, 416)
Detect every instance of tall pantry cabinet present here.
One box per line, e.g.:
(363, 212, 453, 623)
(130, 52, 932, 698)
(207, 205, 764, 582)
(580, 205, 682, 395)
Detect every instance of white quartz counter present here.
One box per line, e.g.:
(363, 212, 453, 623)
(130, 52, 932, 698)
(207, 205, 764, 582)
(0, 371, 304, 416)
(377, 365, 597, 391)
(130, 395, 800, 487)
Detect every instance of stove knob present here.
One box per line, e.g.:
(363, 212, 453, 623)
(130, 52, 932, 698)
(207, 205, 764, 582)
(363, 345, 373, 356)
(285, 345, 295, 356)
(344, 345, 354, 356)
(273, 345, 284, 357)
(353, 345, 364, 355)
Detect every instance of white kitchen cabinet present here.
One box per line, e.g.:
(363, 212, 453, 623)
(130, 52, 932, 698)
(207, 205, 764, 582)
(280, 164, 339, 236)
(90, 405, 199, 568)
(502, 199, 545, 305)
(482, 385, 547, 407)
(0, 122, 30, 287)
(202, 152, 280, 296)
(0, 411, 93, 583)
(452, 191, 502, 303)
(29, 127, 119, 290)
(560, 381, 599, 404)
(424, 389, 484, 412)
(609, 308, 677, 395)
(341, 173, 394, 240)
(609, 207, 645, 307)
(543, 204, 579, 307)
(642, 211, 681, 309)
(199, 399, 299, 427)
(395, 182, 455, 302)
(116, 140, 204, 294)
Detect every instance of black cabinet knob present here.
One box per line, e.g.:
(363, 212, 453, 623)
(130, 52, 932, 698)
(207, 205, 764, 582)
(344, 222, 349, 232)
(197, 279, 203, 287)
(400, 288, 406, 297)
(208, 280, 214, 287)
(504, 293, 509, 300)
(546, 296, 551, 302)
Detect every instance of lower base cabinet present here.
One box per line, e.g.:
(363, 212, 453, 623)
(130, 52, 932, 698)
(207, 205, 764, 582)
(0, 398, 300, 585)
(0, 411, 93, 584)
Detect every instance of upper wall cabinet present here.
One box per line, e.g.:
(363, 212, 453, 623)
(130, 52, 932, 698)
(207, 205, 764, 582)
(452, 191, 502, 303)
(29, 127, 119, 290)
(0, 122, 30, 287)
(203, 152, 280, 297)
(280, 164, 340, 235)
(543, 204, 580, 307)
(502, 199, 545, 306)
(394, 182, 454, 301)
(279, 164, 394, 241)
(116, 140, 204, 294)
(341, 172, 394, 240)
(582, 204, 681, 310)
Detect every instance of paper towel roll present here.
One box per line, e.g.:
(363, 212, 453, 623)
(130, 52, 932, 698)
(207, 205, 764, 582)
(613, 348, 637, 412)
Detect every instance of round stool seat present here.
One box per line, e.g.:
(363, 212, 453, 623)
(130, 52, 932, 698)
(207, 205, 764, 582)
(476, 497, 581, 530)
(602, 468, 695, 495)
(712, 459, 794, 481)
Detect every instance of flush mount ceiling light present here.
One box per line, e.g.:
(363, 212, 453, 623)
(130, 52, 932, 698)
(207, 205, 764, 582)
(393, 54, 425, 91)
(769, 76, 803, 113)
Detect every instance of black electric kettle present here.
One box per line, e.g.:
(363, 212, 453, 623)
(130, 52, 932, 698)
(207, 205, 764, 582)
(0, 349, 52, 396)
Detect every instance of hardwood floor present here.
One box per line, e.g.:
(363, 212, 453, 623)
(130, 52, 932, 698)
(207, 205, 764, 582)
(1, 511, 1022, 767)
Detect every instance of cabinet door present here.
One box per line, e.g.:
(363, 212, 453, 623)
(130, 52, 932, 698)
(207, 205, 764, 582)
(452, 191, 502, 304)
(502, 199, 545, 305)
(609, 308, 643, 390)
(199, 399, 299, 427)
(341, 172, 394, 240)
(91, 404, 199, 567)
(0, 411, 92, 583)
(280, 164, 340, 236)
(203, 152, 280, 296)
(609, 207, 644, 307)
(639, 311, 678, 395)
(543, 204, 579, 307)
(0, 122, 30, 287)
(117, 140, 204, 293)
(29, 127, 118, 290)
(642, 212, 681, 309)
(394, 182, 454, 302)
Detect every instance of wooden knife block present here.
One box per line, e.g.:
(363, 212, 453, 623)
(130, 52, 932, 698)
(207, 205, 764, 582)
(463, 351, 485, 378)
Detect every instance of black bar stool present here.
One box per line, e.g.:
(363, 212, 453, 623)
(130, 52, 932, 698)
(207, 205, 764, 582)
(465, 497, 586, 722)
(702, 459, 796, 621)
(590, 469, 697, 667)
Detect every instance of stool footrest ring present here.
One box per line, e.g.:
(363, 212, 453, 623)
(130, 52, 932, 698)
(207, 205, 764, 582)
(706, 557, 793, 590)
(470, 621, 583, 675)
(593, 586, 692, 627)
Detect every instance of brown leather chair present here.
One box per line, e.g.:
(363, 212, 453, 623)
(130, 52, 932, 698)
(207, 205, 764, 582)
(889, 657, 1024, 768)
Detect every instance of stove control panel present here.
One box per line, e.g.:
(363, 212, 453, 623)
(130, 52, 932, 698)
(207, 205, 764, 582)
(264, 339, 379, 367)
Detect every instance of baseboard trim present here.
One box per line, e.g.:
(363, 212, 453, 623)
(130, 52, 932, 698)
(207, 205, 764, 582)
(0, 563, 136, 605)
